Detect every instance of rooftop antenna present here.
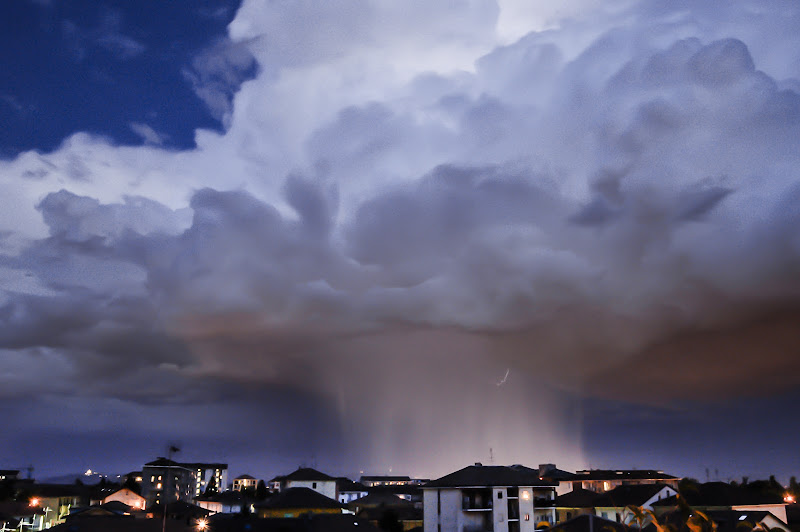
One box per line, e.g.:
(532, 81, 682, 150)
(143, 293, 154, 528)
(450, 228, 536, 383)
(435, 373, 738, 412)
(489, 448, 494, 464)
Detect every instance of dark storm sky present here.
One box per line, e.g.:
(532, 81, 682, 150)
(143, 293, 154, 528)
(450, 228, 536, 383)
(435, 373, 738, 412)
(2, 0, 800, 483)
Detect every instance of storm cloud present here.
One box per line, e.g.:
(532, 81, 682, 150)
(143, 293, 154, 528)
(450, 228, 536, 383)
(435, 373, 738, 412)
(2, 0, 800, 477)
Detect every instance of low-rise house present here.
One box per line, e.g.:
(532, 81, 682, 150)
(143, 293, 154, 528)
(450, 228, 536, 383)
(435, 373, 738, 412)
(233, 475, 258, 492)
(555, 488, 601, 523)
(195, 490, 248, 514)
(565, 471, 680, 493)
(367, 484, 424, 505)
(538, 465, 579, 496)
(282, 468, 338, 500)
(0, 501, 45, 531)
(268, 476, 286, 493)
(360, 476, 428, 488)
(337, 478, 369, 504)
(103, 487, 146, 510)
(145, 500, 211, 522)
(652, 482, 789, 523)
(551, 513, 634, 532)
(651, 509, 791, 532)
(255, 487, 346, 518)
(29, 483, 89, 528)
(592, 484, 677, 524)
(348, 492, 423, 531)
(423, 463, 558, 532)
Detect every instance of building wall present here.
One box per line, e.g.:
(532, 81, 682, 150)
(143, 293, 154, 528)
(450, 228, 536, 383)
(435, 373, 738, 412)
(141, 465, 195, 505)
(425, 486, 556, 532)
(339, 491, 368, 504)
(731, 504, 788, 524)
(103, 488, 146, 510)
(233, 477, 258, 491)
(557, 507, 592, 523)
(286, 480, 337, 500)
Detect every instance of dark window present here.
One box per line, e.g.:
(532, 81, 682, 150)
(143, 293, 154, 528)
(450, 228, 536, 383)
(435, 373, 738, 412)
(498, 492, 503, 499)
(312, 482, 317, 489)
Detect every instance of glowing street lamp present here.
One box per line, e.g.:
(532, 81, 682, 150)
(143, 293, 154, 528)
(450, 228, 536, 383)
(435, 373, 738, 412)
(196, 518, 209, 530)
(29, 498, 39, 507)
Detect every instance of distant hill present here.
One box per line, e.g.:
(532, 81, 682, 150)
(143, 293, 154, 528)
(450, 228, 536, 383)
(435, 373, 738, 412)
(39, 471, 122, 485)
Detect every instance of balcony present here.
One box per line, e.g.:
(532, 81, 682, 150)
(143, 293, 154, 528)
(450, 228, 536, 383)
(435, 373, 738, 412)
(534, 498, 555, 507)
(462, 489, 493, 511)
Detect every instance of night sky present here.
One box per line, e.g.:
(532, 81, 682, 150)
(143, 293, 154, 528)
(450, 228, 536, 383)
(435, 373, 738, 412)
(2, 0, 800, 484)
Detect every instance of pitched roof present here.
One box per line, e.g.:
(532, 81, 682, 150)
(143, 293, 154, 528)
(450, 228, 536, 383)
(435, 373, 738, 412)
(593, 484, 673, 507)
(285, 468, 336, 482)
(570, 470, 678, 482)
(647, 508, 785, 532)
(337, 478, 368, 492)
(539, 466, 576, 481)
(143, 458, 183, 467)
(347, 492, 412, 509)
(556, 488, 602, 508)
(651, 482, 784, 507)
(256, 487, 344, 510)
(424, 464, 556, 488)
(550, 513, 634, 532)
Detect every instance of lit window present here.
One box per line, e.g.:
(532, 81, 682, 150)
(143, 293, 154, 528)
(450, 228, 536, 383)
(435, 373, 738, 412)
(157, 483, 162, 489)
(525, 515, 530, 521)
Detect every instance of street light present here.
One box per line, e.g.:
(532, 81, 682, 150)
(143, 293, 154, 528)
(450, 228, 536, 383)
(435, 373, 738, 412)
(196, 518, 209, 530)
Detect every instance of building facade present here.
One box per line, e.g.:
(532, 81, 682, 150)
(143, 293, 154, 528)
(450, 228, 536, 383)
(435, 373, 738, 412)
(424, 463, 558, 532)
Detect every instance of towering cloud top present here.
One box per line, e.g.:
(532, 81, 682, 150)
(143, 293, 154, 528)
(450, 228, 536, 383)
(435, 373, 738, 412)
(1, 0, 800, 476)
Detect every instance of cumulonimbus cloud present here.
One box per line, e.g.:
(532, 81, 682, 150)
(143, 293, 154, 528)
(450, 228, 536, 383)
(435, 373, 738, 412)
(2, 0, 800, 473)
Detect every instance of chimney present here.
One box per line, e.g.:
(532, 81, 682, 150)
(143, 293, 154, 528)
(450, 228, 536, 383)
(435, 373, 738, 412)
(474, 463, 483, 467)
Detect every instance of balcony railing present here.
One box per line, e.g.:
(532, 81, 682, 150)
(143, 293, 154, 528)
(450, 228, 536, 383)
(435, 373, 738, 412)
(534, 498, 555, 507)
(462, 499, 493, 511)
(462, 490, 493, 511)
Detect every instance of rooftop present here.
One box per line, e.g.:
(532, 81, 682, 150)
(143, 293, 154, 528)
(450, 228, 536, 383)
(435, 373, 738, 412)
(284, 468, 336, 482)
(424, 464, 557, 489)
(571, 470, 678, 481)
(256, 487, 344, 510)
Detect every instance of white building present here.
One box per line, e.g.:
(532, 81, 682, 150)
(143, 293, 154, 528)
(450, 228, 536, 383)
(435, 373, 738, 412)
(424, 463, 558, 532)
(282, 467, 338, 500)
(337, 478, 369, 504)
